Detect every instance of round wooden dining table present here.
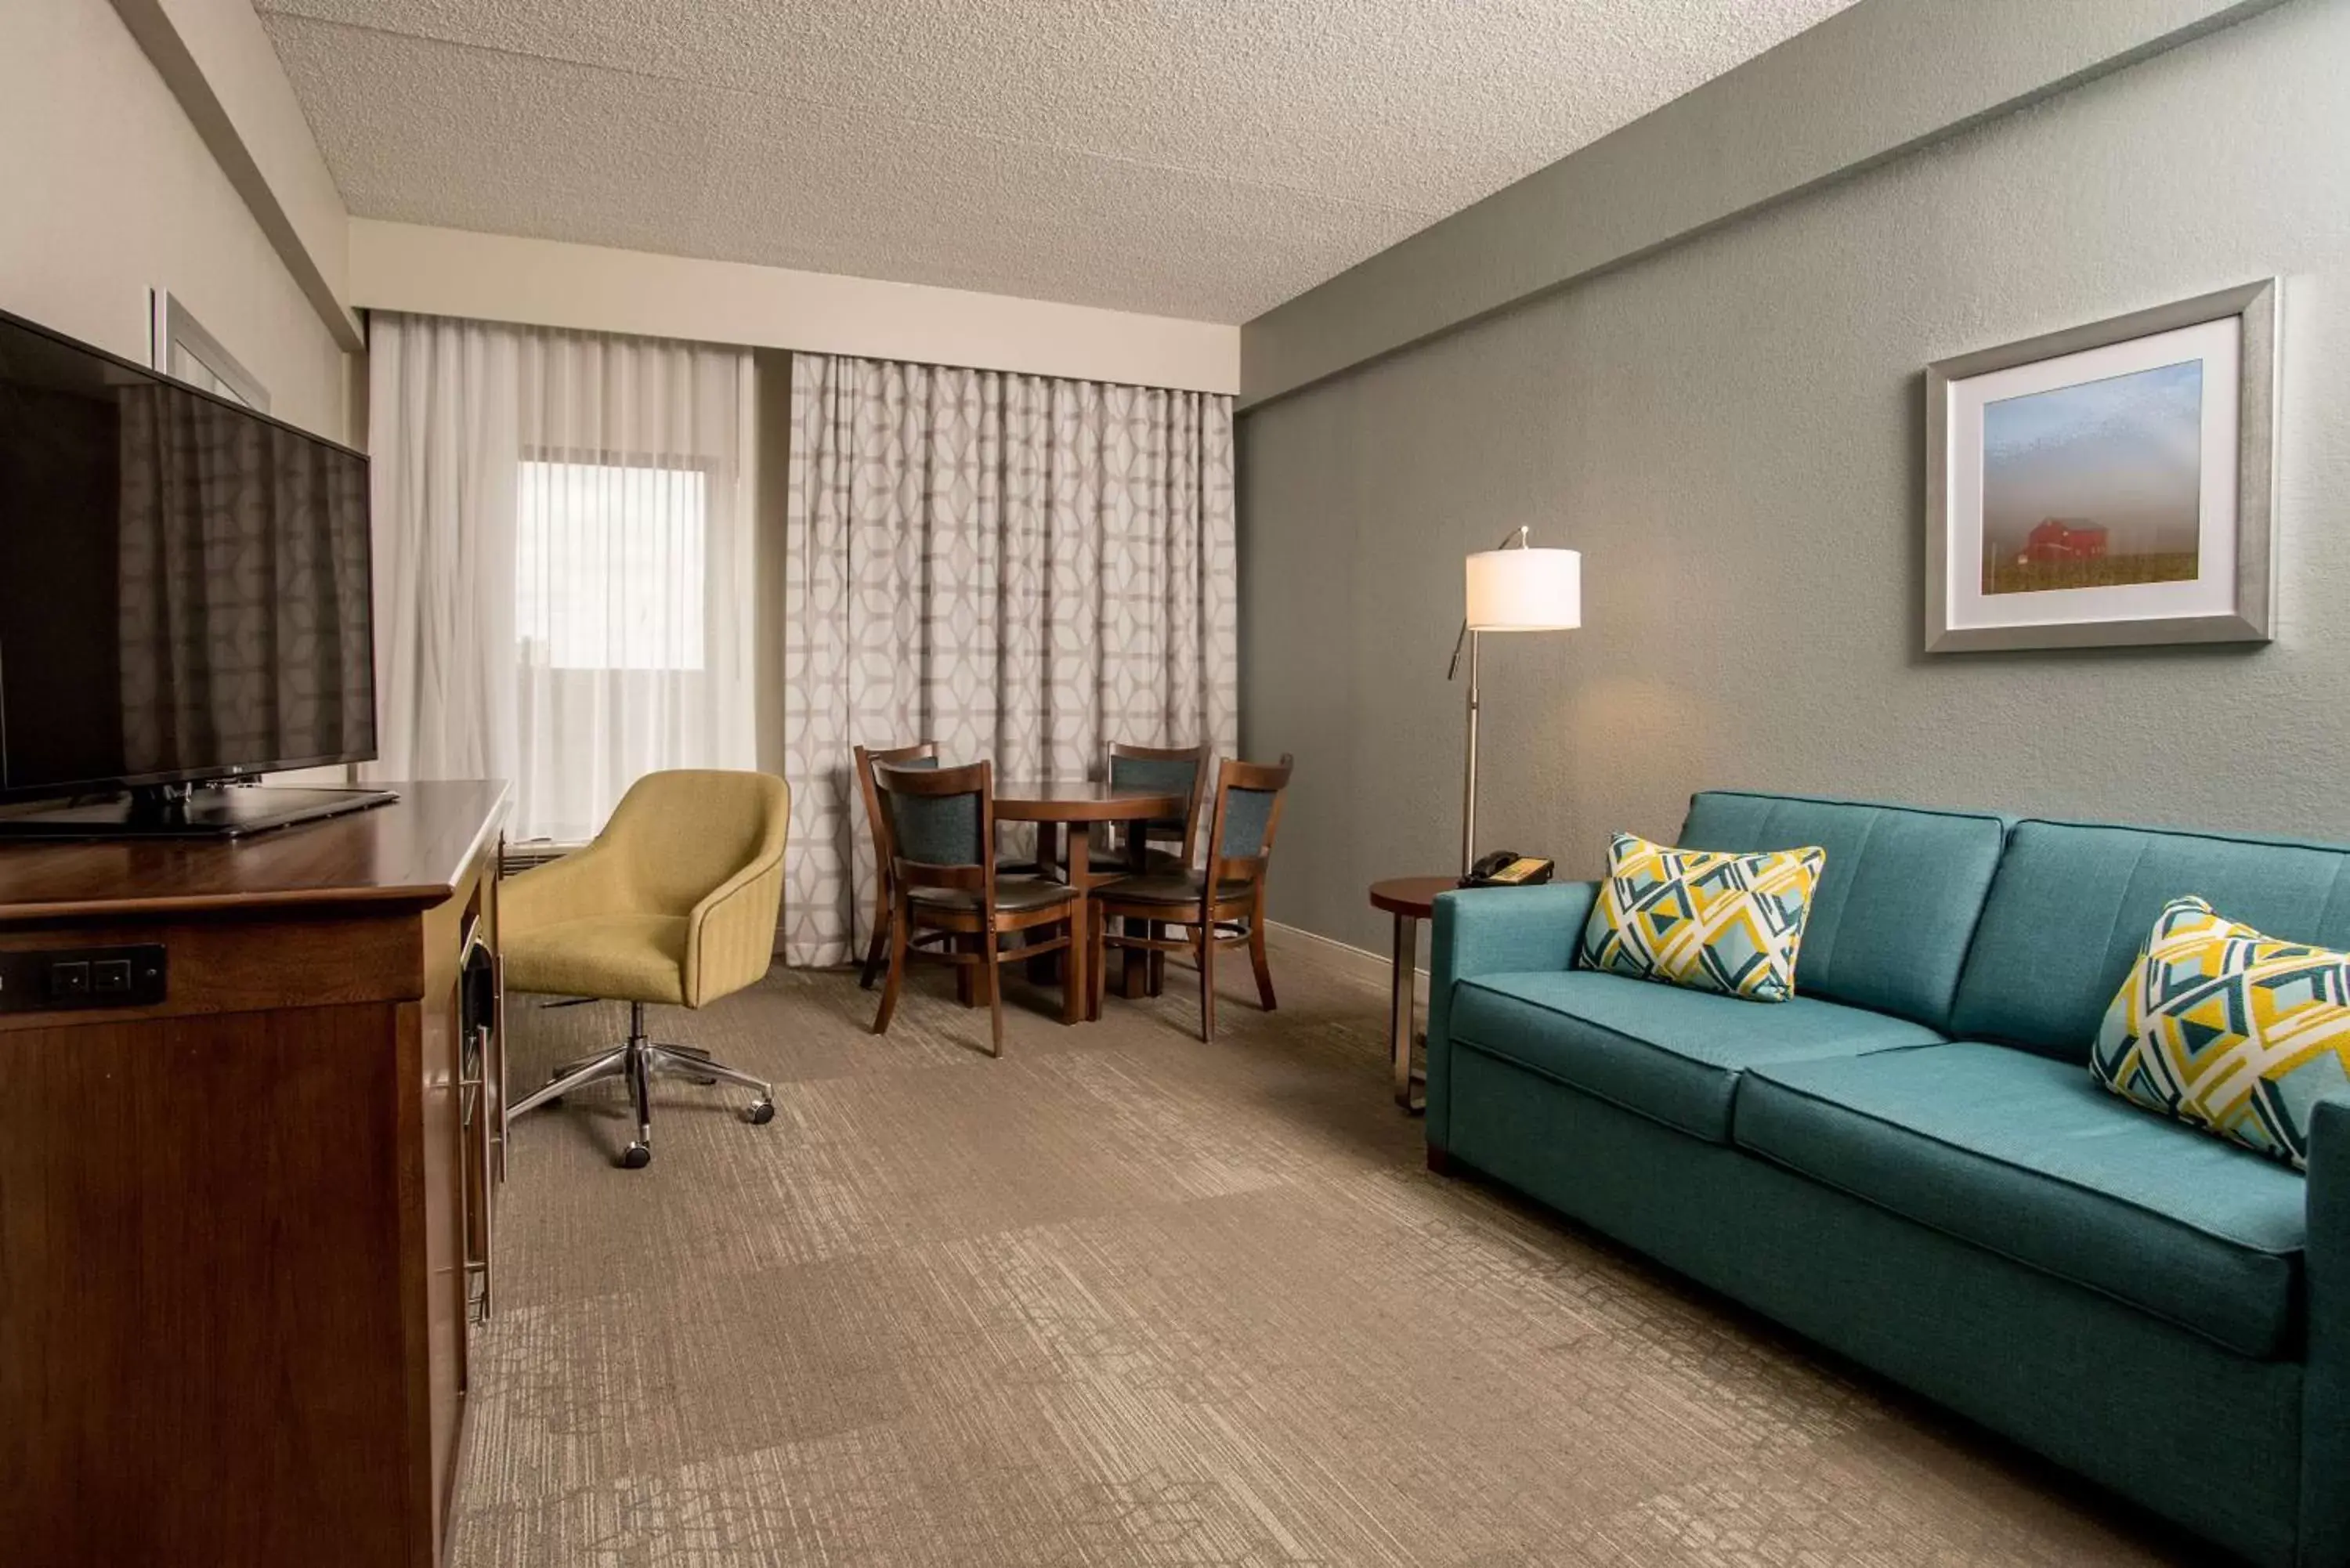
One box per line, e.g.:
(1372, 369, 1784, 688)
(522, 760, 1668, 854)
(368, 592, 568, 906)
(993, 779, 1190, 1003)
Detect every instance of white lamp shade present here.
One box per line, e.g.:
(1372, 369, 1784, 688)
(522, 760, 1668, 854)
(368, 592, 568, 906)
(1466, 547, 1581, 630)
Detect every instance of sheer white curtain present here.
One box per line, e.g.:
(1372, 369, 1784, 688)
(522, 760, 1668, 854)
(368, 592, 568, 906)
(367, 313, 755, 843)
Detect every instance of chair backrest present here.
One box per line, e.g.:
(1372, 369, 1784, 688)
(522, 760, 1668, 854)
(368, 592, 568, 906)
(854, 741, 939, 887)
(1202, 753, 1292, 892)
(598, 769, 793, 914)
(1108, 742, 1209, 862)
(873, 757, 996, 901)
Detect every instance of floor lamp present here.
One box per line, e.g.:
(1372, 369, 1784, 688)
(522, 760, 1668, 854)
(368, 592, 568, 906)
(1445, 527, 1582, 878)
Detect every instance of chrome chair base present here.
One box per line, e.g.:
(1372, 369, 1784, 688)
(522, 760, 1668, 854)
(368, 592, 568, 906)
(507, 999, 775, 1169)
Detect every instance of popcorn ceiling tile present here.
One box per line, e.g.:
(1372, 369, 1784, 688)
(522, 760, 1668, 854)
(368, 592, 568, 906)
(255, 0, 1860, 321)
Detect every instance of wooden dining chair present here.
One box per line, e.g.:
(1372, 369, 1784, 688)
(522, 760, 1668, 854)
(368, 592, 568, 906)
(1086, 742, 1209, 877)
(870, 759, 1086, 1057)
(1087, 754, 1293, 1041)
(853, 741, 939, 989)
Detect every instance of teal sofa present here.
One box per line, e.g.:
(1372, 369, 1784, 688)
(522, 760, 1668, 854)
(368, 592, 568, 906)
(1426, 790, 2350, 1567)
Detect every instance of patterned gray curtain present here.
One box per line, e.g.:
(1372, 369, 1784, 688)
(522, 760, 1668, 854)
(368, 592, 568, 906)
(780, 354, 1237, 966)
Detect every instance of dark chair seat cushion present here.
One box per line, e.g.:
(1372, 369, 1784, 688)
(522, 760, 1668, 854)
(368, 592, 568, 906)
(909, 876, 1077, 915)
(1097, 872, 1256, 906)
(1736, 1042, 2308, 1358)
(1448, 969, 1944, 1143)
(1088, 846, 1187, 875)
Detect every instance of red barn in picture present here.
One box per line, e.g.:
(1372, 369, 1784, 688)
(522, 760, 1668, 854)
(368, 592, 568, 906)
(2017, 518, 2108, 565)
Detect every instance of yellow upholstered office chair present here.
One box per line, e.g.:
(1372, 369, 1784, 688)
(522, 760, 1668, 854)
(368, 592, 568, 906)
(503, 769, 790, 1169)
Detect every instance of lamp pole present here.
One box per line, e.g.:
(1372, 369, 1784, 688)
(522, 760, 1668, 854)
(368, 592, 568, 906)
(1447, 525, 1530, 880)
(1459, 626, 1481, 878)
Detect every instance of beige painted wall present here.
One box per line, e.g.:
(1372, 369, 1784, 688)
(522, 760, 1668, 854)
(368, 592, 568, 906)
(1238, 0, 2350, 955)
(350, 221, 1241, 395)
(0, 0, 349, 439)
(110, 0, 361, 352)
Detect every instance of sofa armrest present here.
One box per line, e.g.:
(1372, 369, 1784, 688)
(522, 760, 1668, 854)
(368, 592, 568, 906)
(2301, 1098, 2350, 1563)
(1425, 880, 1599, 1154)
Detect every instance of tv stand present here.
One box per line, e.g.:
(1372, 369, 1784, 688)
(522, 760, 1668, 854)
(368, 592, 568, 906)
(0, 782, 400, 840)
(0, 781, 509, 1566)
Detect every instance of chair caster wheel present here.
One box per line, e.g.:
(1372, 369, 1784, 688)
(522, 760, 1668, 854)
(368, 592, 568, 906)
(747, 1099, 775, 1125)
(620, 1142, 652, 1169)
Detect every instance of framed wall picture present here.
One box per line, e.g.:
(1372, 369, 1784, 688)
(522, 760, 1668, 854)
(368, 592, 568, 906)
(1924, 280, 2277, 652)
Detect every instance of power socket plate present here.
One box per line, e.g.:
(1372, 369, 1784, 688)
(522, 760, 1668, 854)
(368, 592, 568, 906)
(0, 944, 168, 1014)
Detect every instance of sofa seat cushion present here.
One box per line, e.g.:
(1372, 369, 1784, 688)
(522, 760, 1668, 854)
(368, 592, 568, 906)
(1737, 1042, 2308, 1358)
(1448, 969, 1946, 1143)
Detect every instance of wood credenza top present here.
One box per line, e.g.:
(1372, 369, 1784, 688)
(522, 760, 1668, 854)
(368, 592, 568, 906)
(0, 780, 512, 925)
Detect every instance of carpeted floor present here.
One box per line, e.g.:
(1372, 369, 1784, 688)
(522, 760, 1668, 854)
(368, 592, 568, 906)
(455, 940, 2181, 1567)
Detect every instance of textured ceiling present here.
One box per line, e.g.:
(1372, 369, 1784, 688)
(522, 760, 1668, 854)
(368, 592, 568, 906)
(255, 0, 1860, 323)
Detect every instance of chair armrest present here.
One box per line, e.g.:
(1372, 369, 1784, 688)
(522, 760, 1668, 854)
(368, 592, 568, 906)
(682, 850, 786, 1007)
(501, 844, 634, 937)
(2300, 1098, 2350, 1562)
(1425, 880, 1600, 1154)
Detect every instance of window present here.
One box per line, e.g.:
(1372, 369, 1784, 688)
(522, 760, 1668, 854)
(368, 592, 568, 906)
(515, 458, 710, 672)
(150, 290, 268, 410)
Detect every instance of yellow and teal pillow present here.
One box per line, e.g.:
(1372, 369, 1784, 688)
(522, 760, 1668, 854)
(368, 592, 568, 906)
(2092, 895, 2350, 1170)
(1576, 833, 1827, 1003)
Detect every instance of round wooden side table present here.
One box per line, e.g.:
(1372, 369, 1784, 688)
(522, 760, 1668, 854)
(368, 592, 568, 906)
(1369, 876, 1462, 1112)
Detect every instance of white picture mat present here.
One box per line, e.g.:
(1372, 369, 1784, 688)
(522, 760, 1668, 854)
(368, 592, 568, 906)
(1943, 316, 2240, 632)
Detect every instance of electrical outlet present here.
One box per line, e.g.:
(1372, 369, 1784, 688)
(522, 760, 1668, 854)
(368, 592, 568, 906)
(0, 945, 166, 1013)
(47, 961, 90, 1002)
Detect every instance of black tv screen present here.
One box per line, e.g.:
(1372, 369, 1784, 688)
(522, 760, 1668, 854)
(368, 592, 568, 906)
(0, 308, 374, 801)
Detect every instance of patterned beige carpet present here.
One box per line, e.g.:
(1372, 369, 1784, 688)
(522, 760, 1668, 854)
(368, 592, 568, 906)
(458, 941, 2180, 1567)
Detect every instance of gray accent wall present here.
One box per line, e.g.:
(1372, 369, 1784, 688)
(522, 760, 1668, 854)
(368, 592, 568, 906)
(1239, 0, 2287, 408)
(1238, 0, 2350, 956)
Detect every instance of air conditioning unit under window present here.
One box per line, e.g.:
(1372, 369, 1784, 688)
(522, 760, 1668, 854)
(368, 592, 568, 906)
(501, 840, 585, 877)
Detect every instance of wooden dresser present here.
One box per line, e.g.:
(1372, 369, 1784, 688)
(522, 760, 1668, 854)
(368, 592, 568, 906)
(0, 781, 510, 1568)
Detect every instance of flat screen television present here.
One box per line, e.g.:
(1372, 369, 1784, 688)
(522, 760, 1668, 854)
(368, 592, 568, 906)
(0, 305, 392, 837)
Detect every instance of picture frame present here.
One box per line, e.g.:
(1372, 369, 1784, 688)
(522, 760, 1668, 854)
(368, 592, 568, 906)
(1924, 279, 2277, 653)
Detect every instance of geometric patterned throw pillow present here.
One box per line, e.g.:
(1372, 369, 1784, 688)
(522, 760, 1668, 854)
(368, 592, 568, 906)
(2092, 895, 2350, 1170)
(1575, 832, 1828, 1003)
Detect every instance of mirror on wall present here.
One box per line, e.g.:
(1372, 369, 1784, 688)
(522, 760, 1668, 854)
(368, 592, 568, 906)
(149, 289, 269, 412)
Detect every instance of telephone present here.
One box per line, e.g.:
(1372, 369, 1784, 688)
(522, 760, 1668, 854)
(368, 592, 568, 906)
(1463, 851, 1556, 888)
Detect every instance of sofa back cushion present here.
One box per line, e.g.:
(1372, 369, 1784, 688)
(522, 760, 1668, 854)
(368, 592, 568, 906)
(1676, 791, 2007, 1030)
(1952, 819, 2350, 1060)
